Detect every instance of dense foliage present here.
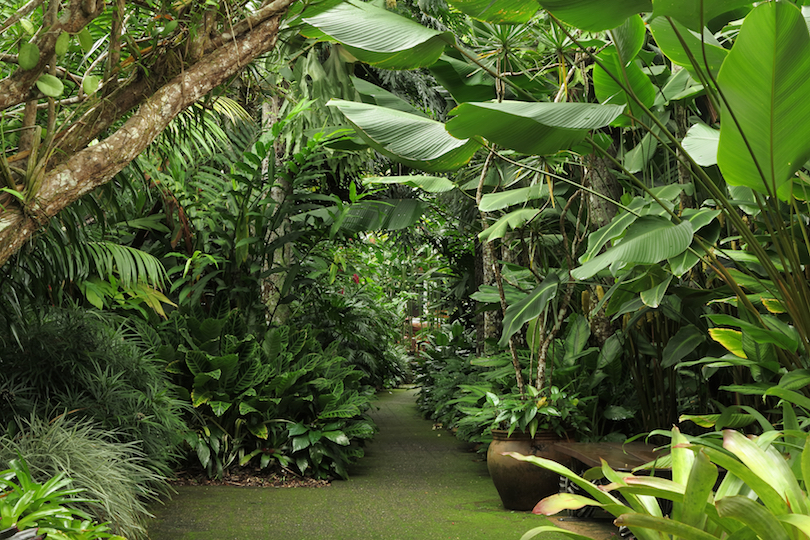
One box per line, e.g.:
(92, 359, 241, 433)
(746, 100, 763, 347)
(7, 0, 810, 537)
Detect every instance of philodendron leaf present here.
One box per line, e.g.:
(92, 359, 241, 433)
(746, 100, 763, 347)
(571, 217, 694, 280)
(537, 0, 652, 32)
(499, 272, 561, 347)
(651, 0, 754, 31)
(363, 175, 456, 193)
(446, 0, 539, 24)
(717, 1, 810, 201)
(328, 100, 480, 172)
(36, 74, 64, 97)
(446, 101, 625, 156)
(303, 1, 452, 69)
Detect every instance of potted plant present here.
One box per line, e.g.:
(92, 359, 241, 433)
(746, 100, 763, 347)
(450, 370, 590, 511)
(482, 384, 588, 510)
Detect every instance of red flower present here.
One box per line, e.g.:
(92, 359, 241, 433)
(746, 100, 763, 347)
(352, 273, 360, 284)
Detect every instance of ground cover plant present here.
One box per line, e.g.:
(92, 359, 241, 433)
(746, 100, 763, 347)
(0, 417, 161, 540)
(0, 307, 186, 478)
(159, 305, 377, 480)
(0, 456, 124, 540)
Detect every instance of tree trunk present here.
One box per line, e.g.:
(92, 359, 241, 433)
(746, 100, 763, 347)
(583, 152, 621, 230)
(260, 98, 292, 325)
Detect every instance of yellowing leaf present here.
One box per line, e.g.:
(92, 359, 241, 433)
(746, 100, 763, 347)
(709, 328, 746, 358)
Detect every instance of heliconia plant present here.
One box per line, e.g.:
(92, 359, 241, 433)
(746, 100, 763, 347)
(299, 0, 810, 428)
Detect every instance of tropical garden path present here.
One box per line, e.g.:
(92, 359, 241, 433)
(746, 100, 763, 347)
(148, 388, 617, 540)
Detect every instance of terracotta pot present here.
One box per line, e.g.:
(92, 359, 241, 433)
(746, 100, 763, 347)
(487, 429, 569, 511)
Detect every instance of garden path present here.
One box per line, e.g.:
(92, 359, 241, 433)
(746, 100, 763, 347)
(148, 388, 618, 540)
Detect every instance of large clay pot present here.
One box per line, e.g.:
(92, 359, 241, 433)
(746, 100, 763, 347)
(487, 429, 569, 511)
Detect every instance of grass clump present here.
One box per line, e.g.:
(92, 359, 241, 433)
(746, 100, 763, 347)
(0, 414, 167, 540)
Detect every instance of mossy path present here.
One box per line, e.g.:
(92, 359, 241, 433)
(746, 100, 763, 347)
(148, 388, 614, 540)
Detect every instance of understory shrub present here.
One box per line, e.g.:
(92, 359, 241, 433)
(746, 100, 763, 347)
(0, 415, 165, 540)
(159, 307, 377, 480)
(0, 307, 187, 477)
(295, 288, 411, 388)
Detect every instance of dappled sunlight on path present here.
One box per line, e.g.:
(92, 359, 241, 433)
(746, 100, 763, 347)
(148, 388, 614, 540)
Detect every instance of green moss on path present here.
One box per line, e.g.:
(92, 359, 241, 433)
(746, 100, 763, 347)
(148, 388, 576, 540)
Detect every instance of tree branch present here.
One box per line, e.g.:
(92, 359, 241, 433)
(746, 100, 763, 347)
(0, 1, 294, 265)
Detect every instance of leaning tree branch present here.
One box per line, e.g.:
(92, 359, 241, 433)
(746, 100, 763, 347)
(0, 0, 294, 266)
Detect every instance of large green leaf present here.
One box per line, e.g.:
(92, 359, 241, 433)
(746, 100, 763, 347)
(521, 526, 595, 540)
(328, 99, 480, 172)
(351, 76, 425, 116)
(651, 0, 754, 31)
(446, 101, 625, 156)
(613, 514, 718, 540)
(679, 450, 717, 530)
(572, 217, 694, 279)
(429, 54, 496, 104)
(715, 496, 790, 540)
(479, 184, 550, 212)
(717, 2, 810, 201)
(580, 203, 643, 263)
(706, 314, 799, 353)
(445, 0, 539, 24)
(471, 283, 525, 305)
(593, 47, 656, 126)
(610, 15, 646, 64)
(341, 199, 427, 232)
(682, 122, 720, 167)
(499, 272, 561, 347)
(723, 430, 805, 513)
(662, 324, 705, 367)
(778, 515, 810, 537)
(537, 0, 652, 32)
(363, 175, 456, 193)
(479, 208, 542, 242)
(303, 1, 452, 69)
(649, 17, 728, 79)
